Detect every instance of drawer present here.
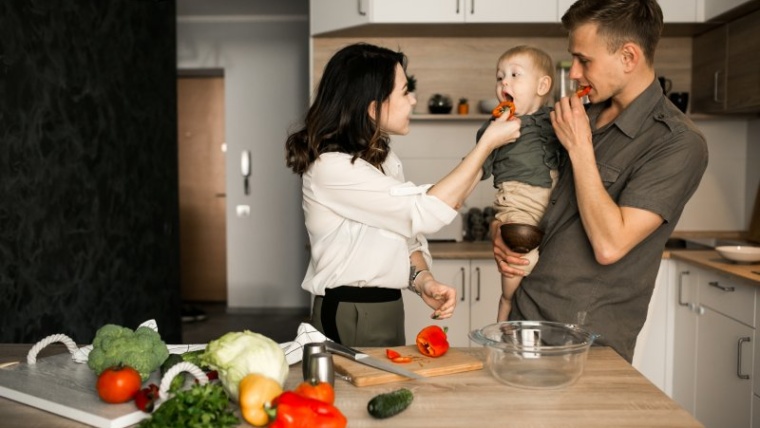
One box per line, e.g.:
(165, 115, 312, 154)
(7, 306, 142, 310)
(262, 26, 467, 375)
(698, 269, 756, 327)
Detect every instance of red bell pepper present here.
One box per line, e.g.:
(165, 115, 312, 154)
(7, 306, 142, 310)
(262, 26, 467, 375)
(385, 348, 413, 363)
(416, 325, 450, 358)
(576, 85, 592, 97)
(267, 391, 347, 428)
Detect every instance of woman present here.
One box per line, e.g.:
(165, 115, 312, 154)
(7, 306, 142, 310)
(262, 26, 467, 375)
(286, 43, 520, 346)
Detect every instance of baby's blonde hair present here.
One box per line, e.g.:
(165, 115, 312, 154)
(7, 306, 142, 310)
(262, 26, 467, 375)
(498, 45, 554, 97)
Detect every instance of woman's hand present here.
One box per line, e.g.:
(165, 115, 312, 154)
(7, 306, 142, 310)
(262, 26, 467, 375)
(478, 115, 522, 151)
(416, 273, 457, 320)
(490, 220, 530, 277)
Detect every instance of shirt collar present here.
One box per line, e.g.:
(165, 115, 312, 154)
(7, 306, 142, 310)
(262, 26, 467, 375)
(587, 79, 663, 139)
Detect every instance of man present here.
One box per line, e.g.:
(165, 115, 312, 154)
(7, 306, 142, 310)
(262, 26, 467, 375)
(492, 0, 708, 362)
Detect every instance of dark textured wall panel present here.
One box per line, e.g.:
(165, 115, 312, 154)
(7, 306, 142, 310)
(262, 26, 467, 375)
(0, 1, 182, 343)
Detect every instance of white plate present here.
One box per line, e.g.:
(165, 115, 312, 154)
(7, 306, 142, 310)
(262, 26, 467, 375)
(716, 246, 760, 263)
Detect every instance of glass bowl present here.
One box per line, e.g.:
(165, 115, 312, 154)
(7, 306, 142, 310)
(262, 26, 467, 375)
(469, 321, 599, 389)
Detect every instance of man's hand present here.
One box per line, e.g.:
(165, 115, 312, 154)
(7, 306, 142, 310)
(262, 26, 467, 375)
(550, 93, 593, 155)
(490, 220, 531, 277)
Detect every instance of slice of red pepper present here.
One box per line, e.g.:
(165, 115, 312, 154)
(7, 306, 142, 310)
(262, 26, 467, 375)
(267, 391, 347, 428)
(416, 325, 450, 358)
(491, 100, 516, 119)
(576, 85, 591, 97)
(391, 356, 413, 364)
(385, 348, 401, 360)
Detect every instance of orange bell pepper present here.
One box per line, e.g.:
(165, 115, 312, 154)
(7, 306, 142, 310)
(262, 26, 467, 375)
(491, 100, 516, 119)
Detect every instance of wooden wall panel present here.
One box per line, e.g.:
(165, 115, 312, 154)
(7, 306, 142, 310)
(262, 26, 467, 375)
(313, 36, 692, 111)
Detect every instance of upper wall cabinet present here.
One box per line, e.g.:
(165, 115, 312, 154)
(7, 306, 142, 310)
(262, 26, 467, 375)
(311, 0, 559, 34)
(703, 0, 755, 21)
(691, 9, 760, 113)
(311, 0, 758, 36)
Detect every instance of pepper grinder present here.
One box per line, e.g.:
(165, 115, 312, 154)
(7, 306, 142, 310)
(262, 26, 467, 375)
(302, 342, 327, 380)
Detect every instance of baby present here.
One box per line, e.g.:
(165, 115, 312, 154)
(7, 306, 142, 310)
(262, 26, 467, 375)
(475, 45, 564, 321)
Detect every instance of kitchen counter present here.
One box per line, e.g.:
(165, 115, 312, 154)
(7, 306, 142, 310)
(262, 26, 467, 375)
(669, 249, 760, 284)
(0, 344, 702, 427)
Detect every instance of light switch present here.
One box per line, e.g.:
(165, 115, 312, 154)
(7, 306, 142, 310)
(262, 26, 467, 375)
(236, 205, 250, 217)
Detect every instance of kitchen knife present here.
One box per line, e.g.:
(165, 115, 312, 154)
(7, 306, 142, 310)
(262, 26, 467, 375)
(324, 342, 424, 380)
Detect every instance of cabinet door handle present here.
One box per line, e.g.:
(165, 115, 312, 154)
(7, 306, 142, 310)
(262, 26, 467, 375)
(737, 336, 751, 380)
(709, 281, 735, 292)
(678, 270, 690, 306)
(455, 0, 460, 14)
(357, 0, 366, 16)
(470, 0, 475, 14)
(475, 267, 481, 301)
(713, 71, 723, 103)
(460, 267, 466, 301)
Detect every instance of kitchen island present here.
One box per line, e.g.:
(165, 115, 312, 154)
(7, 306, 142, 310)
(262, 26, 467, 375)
(0, 344, 702, 427)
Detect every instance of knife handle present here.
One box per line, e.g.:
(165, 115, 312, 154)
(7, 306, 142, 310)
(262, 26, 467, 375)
(324, 341, 359, 358)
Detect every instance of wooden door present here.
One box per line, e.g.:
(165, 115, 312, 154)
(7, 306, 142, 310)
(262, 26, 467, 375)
(177, 76, 227, 301)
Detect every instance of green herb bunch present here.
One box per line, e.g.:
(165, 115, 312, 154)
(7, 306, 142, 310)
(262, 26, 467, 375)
(139, 382, 239, 428)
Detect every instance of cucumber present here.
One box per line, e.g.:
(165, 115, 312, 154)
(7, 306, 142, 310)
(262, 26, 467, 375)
(367, 388, 414, 419)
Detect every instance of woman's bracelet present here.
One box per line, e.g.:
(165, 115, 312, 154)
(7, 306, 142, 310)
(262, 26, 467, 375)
(408, 268, 430, 296)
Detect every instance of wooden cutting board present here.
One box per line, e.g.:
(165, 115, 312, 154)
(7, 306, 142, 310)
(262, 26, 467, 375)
(332, 346, 483, 387)
(0, 352, 158, 428)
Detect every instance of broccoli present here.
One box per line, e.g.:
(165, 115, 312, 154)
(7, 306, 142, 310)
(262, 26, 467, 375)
(87, 324, 170, 381)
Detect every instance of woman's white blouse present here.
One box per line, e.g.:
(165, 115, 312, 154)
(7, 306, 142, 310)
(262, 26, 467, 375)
(301, 151, 457, 296)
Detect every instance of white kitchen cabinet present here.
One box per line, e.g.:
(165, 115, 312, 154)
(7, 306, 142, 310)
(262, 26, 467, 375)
(660, 0, 700, 22)
(403, 258, 501, 347)
(311, 0, 751, 34)
(669, 261, 757, 428)
(702, 0, 754, 21)
(695, 306, 753, 428)
(311, 0, 561, 34)
(632, 260, 673, 393)
(670, 263, 699, 414)
(465, 0, 557, 23)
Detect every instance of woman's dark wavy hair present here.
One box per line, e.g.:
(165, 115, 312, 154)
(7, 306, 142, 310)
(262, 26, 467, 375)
(285, 43, 407, 176)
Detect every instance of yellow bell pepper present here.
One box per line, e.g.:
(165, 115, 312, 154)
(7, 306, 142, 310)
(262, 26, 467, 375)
(239, 373, 283, 426)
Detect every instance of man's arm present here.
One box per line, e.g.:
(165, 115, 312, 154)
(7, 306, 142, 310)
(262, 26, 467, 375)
(551, 96, 663, 265)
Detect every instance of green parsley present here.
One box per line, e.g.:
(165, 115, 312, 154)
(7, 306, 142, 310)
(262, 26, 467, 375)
(139, 382, 239, 428)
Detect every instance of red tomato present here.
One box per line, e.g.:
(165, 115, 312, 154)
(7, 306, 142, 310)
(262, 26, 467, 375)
(96, 366, 142, 404)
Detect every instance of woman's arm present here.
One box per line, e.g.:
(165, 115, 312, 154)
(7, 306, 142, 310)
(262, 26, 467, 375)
(427, 116, 521, 209)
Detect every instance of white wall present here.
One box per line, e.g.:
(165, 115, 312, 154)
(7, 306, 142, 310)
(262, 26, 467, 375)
(177, 15, 311, 309)
(394, 116, 757, 233)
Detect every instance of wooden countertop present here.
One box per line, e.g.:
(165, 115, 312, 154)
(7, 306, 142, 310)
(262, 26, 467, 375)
(430, 236, 760, 286)
(669, 250, 760, 284)
(429, 241, 493, 259)
(0, 344, 702, 427)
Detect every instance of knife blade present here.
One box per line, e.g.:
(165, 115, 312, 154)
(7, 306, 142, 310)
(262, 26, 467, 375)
(324, 342, 424, 380)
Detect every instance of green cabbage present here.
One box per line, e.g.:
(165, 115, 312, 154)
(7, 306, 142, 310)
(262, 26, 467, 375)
(200, 330, 288, 401)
